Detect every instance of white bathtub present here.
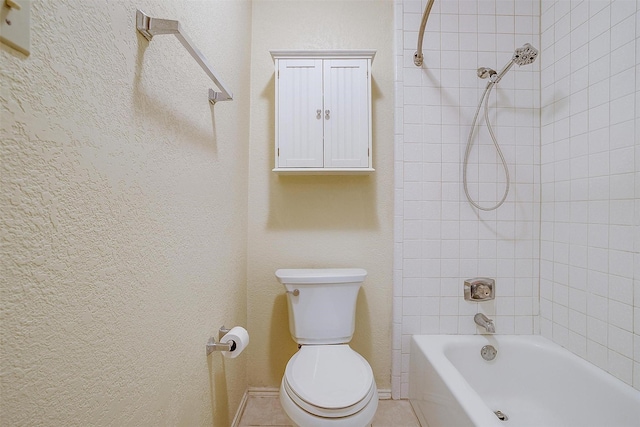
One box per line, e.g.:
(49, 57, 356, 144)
(409, 335, 640, 427)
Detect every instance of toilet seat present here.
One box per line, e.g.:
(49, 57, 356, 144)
(283, 345, 375, 418)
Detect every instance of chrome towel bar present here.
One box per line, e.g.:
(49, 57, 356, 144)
(136, 9, 233, 104)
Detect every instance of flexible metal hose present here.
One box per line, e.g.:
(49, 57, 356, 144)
(462, 81, 511, 211)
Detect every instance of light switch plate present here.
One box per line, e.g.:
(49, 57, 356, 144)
(0, 0, 31, 56)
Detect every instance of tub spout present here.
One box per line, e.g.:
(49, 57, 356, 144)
(474, 313, 495, 333)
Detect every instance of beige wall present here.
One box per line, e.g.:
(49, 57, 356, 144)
(1, 1, 251, 425)
(247, 0, 395, 390)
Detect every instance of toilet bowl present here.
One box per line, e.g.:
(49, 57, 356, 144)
(279, 345, 378, 426)
(275, 268, 378, 427)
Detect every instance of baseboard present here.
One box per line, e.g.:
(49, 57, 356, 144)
(377, 388, 392, 400)
(231, 385, 394, 425)
(230, 388, 280, 427)
(246, 386, 281, 397)
(230, 390, 249, 427)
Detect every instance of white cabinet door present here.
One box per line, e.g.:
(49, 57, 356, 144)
(277, 59, 324, 168)
(323, 59, 370, 168)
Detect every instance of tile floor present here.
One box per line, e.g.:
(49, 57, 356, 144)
(237, 395, 421, 426)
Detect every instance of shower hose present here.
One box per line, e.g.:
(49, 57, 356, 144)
(462, 81, 510, 211)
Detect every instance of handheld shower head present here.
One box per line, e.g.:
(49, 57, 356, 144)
(512, 43, 538, 66)
(491, 43, 538, 83)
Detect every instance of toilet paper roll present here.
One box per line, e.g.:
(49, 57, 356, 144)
(220, 326, 249, 359)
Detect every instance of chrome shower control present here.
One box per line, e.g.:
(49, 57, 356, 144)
(464, 278, 495, 301)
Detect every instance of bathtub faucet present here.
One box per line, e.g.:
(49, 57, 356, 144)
(474, 313, 495, 333)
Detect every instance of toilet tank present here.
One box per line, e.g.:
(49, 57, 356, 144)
(275, 268, 367, 345)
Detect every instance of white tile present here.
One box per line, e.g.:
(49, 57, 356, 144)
(569, 308, 587, 336)
(514, 0, 534, 16)
(441, 14, 459, 33)
(608, 275, 633, 303)
(587, 339, 608, 370)
(588, 103, 610, 132)
(609, 250, 634, 279)
(610, 0, 638, 26)
(541, 3, 554, 30)
(417, 316, 438, 334)
(610, 15, 635, 51)
(568, 331, 588, 358)
(588, 315, 609, 346)
(571, 1, 590, 28)
(588, 292, 609, 322)
(609, 300, 634, 332)
(569, 288, 587, 313)
(589, 54, 611, 85)
(609, 225, 635, 252)
(588, 176, 610, 201)
(589, 5, 611, 39)
(610, 68, 636, 101)
(589, 151, 610, 177)
(610, 41, 636, 75)
(439, 315, 459, 334)
(571, 34, 590, 69)
(610, 173, 635, 200)
(610, 94, 635, 125)
(608, 349, 634, 384)
(478, 14, 497, 33)
(553, 322, 569, 345)
(555, 0, 571, 20)
(589, 79, 610, 108)
(555, 13, 571, 41)
(401, 315, 421, 334)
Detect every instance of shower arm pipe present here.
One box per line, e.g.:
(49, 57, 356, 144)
(413, 0, 436, 66)
(136, 10, 233, 104)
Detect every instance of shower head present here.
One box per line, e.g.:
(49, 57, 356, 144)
(491, 43, 539, 83)
(512, 43, 538, 66)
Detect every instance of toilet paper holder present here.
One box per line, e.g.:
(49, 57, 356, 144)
(206, 326, 237, 355)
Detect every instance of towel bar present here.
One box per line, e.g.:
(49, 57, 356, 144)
(136, 9, 233, 104)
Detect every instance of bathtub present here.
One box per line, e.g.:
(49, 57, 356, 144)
(409, 335, 640, 427)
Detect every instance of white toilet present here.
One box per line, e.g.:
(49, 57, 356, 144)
(275, 268, 378, 427)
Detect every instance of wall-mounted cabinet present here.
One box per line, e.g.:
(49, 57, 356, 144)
(270, 50, 376, 174)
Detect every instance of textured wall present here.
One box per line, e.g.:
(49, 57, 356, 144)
(246, 1, 395, 390)
(539, 0, 639, 390)
(393, 0, 541, 397)
(1, 1, 251, 425)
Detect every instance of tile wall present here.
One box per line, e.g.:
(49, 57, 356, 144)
(393, 0, 541, 398)
(539, 0, 639, 388)
(393, 0, 640, 398)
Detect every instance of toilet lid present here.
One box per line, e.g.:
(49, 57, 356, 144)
(284, 345, 374, 411)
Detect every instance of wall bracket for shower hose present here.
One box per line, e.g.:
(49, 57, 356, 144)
(135, 9, 233, 104)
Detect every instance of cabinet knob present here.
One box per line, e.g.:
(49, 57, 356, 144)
(316, 109, 322, 119)
(325, 109, 330, 120)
